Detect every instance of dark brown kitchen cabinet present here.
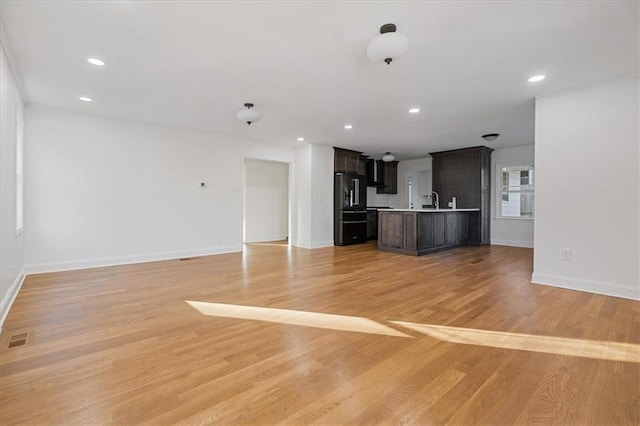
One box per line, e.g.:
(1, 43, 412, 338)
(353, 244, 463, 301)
(430, 146, 493, 245)
(334, 147, 367, 175)
(366, 210, 378, 240)
(376, 160, 398, 194)
(378, 210, 478, 256)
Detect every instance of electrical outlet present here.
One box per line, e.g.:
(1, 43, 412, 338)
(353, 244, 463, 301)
(561, 248, 571, 261)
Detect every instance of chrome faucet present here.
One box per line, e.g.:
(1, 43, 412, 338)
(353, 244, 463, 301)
(431, 191, 439, 209)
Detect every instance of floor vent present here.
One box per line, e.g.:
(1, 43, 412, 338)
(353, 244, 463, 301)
(179, 257, 202, 261)
(7, 333, 29, 348)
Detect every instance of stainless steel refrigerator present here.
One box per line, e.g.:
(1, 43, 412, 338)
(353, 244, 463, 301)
(334, 172, 367, 245)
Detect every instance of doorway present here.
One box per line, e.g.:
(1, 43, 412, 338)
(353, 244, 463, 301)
(407, 170, 431, 209)
(242, 159, 290, 244)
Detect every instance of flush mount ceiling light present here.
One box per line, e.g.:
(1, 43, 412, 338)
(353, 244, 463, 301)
(79, 96, 93, 102)
(382, 152, 395, 162)
(408, 107, 420, 114)
(297, 137, 305, 142)
(366, 23, 409, 65)
(528, 74, 545, 82)
(87, 58, 105, 66)
(344, 124, 353, 129)
(482, 133, 500, 142)
(236, 103, 260, 125)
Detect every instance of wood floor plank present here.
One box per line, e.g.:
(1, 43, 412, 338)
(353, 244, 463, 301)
(0, 242, 638, 425)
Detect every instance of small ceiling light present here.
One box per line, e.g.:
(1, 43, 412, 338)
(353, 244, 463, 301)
(367, 23, 409, 65)
(382, 152, 395, 162)
(236, 103, 260, 125)
(528, 74, 545, 82)
(344, 124, 353, 129)
(79, 96, 93, 102)
(482, 133, 500, 142)
(87, 58, 105, 66)
(408, 107, 420, 114)
(297, 137, 305, 142)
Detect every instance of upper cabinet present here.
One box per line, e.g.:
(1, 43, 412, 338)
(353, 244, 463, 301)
(430, 146, 493, 245)
(376, 160, 398, 194)
(334, 147, 367, 175)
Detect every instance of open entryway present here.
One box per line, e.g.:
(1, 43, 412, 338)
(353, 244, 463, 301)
(242, 159, 290, 245)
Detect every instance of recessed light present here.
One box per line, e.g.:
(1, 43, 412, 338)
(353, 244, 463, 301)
(87, 58, 105, 66)
(528, 74, 545, 82)
(297, 137, 304, 142)
(79, 96, 93, 102)
(408, 108, 420, 114)
(344, 124, 353, 129)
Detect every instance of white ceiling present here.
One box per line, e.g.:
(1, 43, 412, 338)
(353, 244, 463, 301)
(1, 1, 638, 159)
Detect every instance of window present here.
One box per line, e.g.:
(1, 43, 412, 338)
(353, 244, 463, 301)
(499, 165, 534, 218)
(16, 105, 24, 233)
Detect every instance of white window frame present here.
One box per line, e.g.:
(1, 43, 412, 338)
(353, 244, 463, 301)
(495, 163, 534, 221)
(15, 103, 24, 235)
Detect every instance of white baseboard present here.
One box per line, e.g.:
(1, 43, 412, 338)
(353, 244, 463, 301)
(0, 266, 26, 331)
(245, 235, 288, 243)
(531, 272, 639, 301)
(26, 245, 242, 275)
(491, 239, 534, 248)
(294, 240, 334, 249)
(310, 240, 334, 249)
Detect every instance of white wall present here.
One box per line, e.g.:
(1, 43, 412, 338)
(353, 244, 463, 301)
(24, 106, 295, 272)
(367, 157, 432, 208)
(244, 159, 288, 243)
(310, 144, 334, 247)
(294, 143, 333, 248)
(0, 36, 26, 328)
(533, 77, 639, 300)
(491, 144, 535, 248)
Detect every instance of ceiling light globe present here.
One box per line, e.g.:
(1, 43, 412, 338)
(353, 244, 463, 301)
(367, 32, 409, 65)
(236, 107, 260, 125)
(382, 152, 395, 162)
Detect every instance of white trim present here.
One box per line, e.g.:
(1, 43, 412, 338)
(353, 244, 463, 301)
(531, 272, 639, 301)
(26, 246, 242, 275)
(491, 239, 534, 248)
(492, 217, 534, 222)
(293, 240, 334, 249)
(495, 162, 535, 220)
(0, 267, 26, 331)
(245, 235, 289, 244)
(310, 240, 334, 249)
(0, 22, 28, 100)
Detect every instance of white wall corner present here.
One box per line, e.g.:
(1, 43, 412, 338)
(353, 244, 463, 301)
(0, 266, 26, 331)
(531, 272, 640, 301)
(0, 21, 28, 101)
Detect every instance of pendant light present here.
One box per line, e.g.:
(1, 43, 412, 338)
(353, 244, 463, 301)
(382, 152, 395, 162)
(236, 103, 261, 125)
(482, 133, 500, 142)
(367, 23, 409, 65)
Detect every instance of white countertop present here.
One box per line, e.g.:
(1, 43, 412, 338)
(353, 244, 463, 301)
(379, 208, 480, 212)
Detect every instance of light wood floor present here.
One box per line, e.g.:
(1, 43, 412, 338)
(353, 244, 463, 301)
(1, 242, 638, 425)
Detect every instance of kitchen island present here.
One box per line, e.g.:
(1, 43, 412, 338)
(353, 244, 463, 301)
(378, 208, 480, 256)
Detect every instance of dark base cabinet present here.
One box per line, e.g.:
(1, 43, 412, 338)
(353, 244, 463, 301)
(378, 210, 478, 256)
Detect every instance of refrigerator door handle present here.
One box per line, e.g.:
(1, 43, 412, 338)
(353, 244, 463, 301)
(354, 179, 360, 205)
(349, 189, 354, 207)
